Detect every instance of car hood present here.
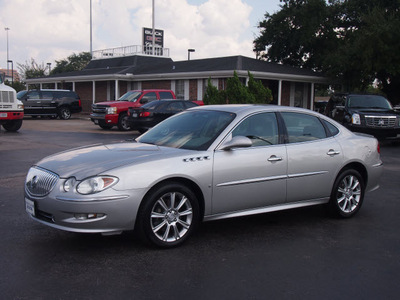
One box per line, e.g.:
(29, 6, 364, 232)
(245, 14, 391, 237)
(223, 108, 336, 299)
(94, 100, 136, 107)
(348, 108, 400, 116)
(34, 142, 186, 179)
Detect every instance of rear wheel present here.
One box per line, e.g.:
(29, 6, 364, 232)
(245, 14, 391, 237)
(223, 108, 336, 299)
(117, 112, 131, 131)
(137, 182, 200, 248)
(58, 107, 71, 120)
(329, 169, 365, 218)
(2, 119, 23, 131)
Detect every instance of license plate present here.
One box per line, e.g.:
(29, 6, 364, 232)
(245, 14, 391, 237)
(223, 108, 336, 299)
(25, 198, 35, 216)
(94, 120, 99, 124)
(132, 113, 138, 118)
(0, 113, 7, 118)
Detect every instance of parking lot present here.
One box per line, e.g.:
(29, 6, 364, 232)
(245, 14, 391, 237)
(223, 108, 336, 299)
(1, 117, 400, 300)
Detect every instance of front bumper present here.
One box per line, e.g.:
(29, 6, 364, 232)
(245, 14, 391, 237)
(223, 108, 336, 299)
(90, 113, 118, 126)
(346, 124, 400, 138)
(0, 110, 24, 120)
(25, 188, 146, 234)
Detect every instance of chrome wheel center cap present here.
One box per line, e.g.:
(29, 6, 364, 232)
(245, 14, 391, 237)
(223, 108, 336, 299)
(166, 210, 178, 223)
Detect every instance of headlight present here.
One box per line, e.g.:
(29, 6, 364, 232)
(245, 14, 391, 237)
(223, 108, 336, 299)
(106, 107, 117, 114)
(18, 104, 24, 109)
(352, 113, 361, 125)
(75, 176, 119, 195)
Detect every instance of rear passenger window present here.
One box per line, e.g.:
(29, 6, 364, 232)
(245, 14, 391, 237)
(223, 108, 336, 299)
(159, 92, 174, 99)
(281, 112, 327, 143)
(322, 119, 340, 136)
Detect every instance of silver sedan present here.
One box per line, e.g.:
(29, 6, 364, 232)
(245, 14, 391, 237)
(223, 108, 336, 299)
(25, 105, 383, 247)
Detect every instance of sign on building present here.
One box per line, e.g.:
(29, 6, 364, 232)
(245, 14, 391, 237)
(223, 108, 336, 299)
(142, 28, 164, 55)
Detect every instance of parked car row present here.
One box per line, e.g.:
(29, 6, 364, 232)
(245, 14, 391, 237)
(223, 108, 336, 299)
(16, 88, 400, 140)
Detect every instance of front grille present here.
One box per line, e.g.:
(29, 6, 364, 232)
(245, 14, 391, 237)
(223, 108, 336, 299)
(0, 91, 15, 103)
(25, 167, 59, 197)
(365, 115, 396, 128)
(92, 104, 108, 114)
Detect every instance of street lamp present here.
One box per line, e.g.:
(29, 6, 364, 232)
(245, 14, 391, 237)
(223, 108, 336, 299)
(47, 63, 52, 75)
(188, 48, 195, 60)
(5, 27, 10, 72)
(7, 60, 13, 85)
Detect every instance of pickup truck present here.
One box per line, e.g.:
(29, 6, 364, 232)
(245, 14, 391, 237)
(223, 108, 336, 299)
(90, 89, 176, 131)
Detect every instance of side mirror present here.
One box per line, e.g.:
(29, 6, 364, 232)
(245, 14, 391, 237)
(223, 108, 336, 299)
(140, 97, 149, 104)
(219, 136, 252, 151)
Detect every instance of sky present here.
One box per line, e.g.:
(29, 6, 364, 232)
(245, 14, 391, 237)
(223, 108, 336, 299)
(0, 0, 282, 71)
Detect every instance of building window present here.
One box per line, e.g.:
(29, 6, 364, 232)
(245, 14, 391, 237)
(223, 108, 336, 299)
(175, 80, 184, 99)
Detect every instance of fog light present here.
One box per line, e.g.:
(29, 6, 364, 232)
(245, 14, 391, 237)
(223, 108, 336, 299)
(74, 213, 104, 220)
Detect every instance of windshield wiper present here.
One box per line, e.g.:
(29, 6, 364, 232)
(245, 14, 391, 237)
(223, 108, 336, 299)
(247, 135, 273, 145)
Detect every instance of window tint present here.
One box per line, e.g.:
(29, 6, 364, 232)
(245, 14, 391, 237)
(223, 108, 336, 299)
(184, 101, 198, 109)
(167, 102, 185, 111)
(41, 91, 54, 99)
(27, 91, 40, 100)
(232, 112, 279, 146)
(281, 112, 327, 143)
(159, 91, 174, 99)
(322, 119, 340, 136)
(143, 92, 157, 101)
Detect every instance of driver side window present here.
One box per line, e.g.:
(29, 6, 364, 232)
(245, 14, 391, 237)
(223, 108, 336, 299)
(232, 112, 279, 146)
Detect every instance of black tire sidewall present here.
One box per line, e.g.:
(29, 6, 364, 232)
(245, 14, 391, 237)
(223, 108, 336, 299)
(138, 182, 200, 248)
(117, 113, 131, 131)
(59, 107, 71, 120)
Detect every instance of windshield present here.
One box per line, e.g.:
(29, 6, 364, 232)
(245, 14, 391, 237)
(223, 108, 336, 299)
(348, 95, 392, 109)
(17, 90, 28, 99)
(137, 110, 236, 150)
(118, 91, 142, 102)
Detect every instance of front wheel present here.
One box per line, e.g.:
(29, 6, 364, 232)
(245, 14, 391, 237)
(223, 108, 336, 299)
(137, 182, 200, 248)
(2, 119, 23, 131)
(117, 113, 131, 131)
(328, 169, 365, 218)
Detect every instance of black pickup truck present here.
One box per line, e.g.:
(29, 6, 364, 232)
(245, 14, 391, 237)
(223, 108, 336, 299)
(17, 89, 82, 120)
(324, 93, 400, 139)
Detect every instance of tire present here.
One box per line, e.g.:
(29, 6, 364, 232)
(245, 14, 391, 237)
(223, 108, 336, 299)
(328, 169, 365, 218)
(137, 182, 200, 248)
(117, 113, 131, 131)
(58, 107, 71, 120)
(2, 119, 23, 132)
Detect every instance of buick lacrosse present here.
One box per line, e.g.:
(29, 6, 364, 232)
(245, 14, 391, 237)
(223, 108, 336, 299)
(25, 105, 383, 247)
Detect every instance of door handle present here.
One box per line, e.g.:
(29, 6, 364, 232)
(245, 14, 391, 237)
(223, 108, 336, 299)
(267, 155, 283, 162)
(327, 149, 340, 156)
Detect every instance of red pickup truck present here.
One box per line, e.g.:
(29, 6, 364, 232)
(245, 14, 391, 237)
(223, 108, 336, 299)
(90, 89, 176, 131)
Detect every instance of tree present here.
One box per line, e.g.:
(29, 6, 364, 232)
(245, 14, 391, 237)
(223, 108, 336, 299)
(203, 78, 226, 105)
(51, 52, 92, 74)
(247, 71, 273, 103)
(226, 71, 255, 104)
(17, 58, 47, 80)
(254, 0, 400, 104)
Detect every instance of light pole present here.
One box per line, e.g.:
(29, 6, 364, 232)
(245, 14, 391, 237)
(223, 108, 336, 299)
(188, 49, 195, 60)
(5, 27, 10, 73)
(47, 63, 52, 75)
(7, 60, 13, 85)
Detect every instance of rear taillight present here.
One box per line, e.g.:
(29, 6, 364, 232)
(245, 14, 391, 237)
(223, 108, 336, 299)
(377, 142, 380, 154)
(78, 99, 82, 107)
(140, 111, 151, 117)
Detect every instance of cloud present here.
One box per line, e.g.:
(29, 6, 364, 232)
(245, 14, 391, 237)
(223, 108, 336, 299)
(0, 0, 256, 68)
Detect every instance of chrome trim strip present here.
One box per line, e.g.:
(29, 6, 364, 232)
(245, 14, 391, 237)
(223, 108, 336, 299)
(55, 195, 130, 202)
(204, 198, 329, 222)
(216, 175, 287, 187)
(287, 171, 328, 179)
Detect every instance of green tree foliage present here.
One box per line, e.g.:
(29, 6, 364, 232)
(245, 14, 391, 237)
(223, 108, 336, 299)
(247, 71, 273, 103)
(17, 59, 47, 80)
(226, 71, 255, 104)
(203, 78, 226, 104)
(5, 80, 26, 92)
(203, 71, 273, 104)
(51, 52, 92, 74)
(254, 0, 400, 104)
